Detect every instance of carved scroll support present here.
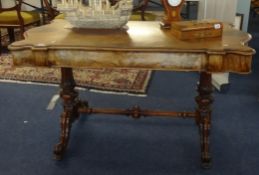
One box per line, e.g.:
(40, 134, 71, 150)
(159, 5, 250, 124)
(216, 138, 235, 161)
(195, 72, 213, 169)
(53, 67, 88, 160)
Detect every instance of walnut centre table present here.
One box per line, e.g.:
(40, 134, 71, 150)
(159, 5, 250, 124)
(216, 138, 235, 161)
(9, 19, 255, 168)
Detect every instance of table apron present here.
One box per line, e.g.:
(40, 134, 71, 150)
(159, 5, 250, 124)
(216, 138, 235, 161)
(11, 49, 252, 73)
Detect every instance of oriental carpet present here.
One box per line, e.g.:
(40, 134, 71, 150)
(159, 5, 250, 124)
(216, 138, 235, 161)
(0, 54, 151, 94)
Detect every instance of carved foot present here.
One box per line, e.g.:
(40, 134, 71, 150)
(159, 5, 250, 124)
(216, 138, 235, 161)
(53, 143, 66, 160)
(53, 67, 78, 160)
(201, 157, 212, 169)
(53, 111, 73, 160)
(200, 118, 212, 169)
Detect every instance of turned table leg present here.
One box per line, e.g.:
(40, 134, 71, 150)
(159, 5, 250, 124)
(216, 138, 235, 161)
(53, 67, 80, 160)
(195, 72, 213, 168)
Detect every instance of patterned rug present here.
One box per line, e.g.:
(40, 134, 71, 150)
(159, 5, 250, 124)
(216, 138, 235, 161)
(0, 54, 152, 95)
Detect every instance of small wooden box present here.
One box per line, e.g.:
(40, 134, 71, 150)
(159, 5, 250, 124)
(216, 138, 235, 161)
(171, 19, 223, 40)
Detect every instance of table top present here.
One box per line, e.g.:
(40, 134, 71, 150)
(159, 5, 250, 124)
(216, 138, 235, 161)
(9, 19, 255, 73)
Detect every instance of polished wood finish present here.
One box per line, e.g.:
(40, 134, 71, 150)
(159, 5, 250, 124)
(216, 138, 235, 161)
(171, 19, 223, 40)
(53, 67, 88, 160)
(9, 20, 254, 73)
(78, 105, 196, 119)
(8, 20, 255, 168)
(160, 0, 184, 28)
(196, 72, 213, 168)
(53, 67, 78, 160)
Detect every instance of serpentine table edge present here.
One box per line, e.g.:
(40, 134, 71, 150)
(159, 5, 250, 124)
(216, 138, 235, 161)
(9, 19, 255, 73)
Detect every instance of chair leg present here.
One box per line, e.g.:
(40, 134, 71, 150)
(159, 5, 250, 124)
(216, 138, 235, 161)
(7, 28, 15, 43)
(140, 0, 149, 21)
(19, 27, 25, 40)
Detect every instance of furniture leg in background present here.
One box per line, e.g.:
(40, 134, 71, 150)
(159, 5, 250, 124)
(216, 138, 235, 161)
(7, 28, 16, 43)
(133, 0, 149, 20)
(185, 0, 200, 19)
(22, 0, 55, 24)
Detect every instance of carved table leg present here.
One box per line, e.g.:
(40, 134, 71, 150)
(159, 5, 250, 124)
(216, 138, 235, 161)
(53, 67, 80, 160)
(195, 72, 213, 168)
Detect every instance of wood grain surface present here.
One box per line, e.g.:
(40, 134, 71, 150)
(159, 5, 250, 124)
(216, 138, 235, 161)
(9, 19, 255, 73)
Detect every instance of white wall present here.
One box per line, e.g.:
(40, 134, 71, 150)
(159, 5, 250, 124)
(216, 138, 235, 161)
(236, 0, 251, 31)
(0, 0, 16, 8)
(198, 0, 251, 31)
(198, 0, 237, 24)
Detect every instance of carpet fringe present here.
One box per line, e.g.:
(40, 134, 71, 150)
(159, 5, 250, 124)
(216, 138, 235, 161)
(46, 94, 60, 110)
(89, 89, 147, 97)
(0, 79, 146, 111)
(45, 89, 146, 111)
(0, 54, 151, 95)
(0, 79, 59, 87)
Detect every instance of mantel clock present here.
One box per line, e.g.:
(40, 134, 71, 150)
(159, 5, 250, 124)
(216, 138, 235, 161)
(160, 0, 185, 29)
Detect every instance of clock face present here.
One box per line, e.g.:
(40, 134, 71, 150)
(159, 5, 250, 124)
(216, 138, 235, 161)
(168, 0, 182, 7)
